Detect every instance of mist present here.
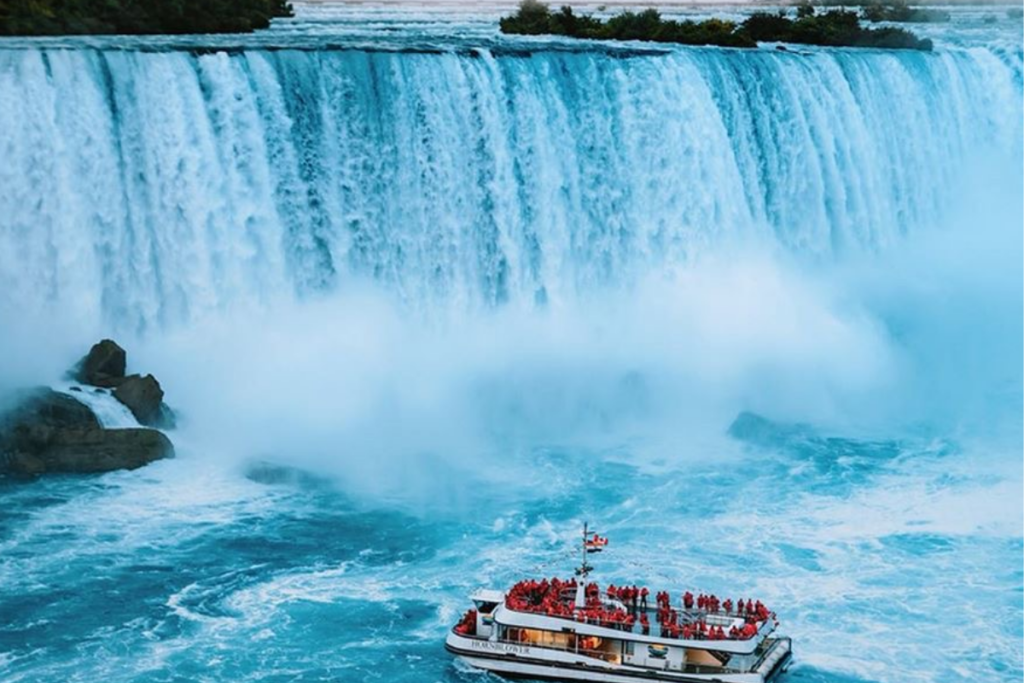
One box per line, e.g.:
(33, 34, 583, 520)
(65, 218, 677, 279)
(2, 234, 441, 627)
(45, 196, 1020, 504)
(2, 168, 1020, 505)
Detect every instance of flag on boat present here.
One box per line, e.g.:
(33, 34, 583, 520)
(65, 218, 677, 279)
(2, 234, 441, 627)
(585, 533, 609, 553)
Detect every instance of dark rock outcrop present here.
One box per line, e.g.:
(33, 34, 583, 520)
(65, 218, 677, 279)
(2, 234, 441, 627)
(245, 460, 329, 488)
(0, 340, 181, 477)
(72, 339, 127, 387)
(5, 426, 175, 475)
(114, 374, 175, 428)
(69, 340, 176, 429)
(1, 387, 101, 436)
(727, 411, 799, 445)
(0, 388, 174, 476)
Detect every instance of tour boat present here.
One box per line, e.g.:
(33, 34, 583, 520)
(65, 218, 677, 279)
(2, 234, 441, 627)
(445, 525, 792, 682)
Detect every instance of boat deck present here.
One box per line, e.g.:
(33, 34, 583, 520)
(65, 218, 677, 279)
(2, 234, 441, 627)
(503, 578, 774, 644)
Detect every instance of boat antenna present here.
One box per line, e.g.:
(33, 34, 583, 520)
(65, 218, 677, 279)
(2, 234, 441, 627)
(576, 522, 592, 578)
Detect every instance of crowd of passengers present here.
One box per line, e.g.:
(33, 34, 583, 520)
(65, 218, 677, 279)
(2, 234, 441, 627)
(453, 608, 477, 636)
(501, 578, 771, 641)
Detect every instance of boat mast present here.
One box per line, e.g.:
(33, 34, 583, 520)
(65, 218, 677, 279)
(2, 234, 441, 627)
(574, 522, 593, 608)
(576, 521, 594, 578)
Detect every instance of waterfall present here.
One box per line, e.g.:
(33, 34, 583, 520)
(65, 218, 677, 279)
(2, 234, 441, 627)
(0, 46, 1020, 331)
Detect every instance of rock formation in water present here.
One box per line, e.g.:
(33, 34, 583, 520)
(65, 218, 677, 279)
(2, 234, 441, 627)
(0, 340, 178, 476)
(113, 374, 175, 429)
(72, 339, 176, 428)
(0, 387, 174, 475)
(73, 338, 126, 387)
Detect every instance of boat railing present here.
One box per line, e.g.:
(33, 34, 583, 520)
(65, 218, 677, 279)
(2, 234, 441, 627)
(750, 635, 789, 672)
(504, 603, 770, 642)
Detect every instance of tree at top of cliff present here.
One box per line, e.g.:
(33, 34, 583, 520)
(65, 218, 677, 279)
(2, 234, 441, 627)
(0, 0, 293, 36)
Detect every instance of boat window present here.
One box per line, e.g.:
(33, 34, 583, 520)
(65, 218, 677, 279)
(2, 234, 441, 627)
(474, 601, 499, 613)
(513, 628, 574, 649)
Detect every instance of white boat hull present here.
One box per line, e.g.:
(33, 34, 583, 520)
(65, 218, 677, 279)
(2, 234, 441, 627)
(446, 632, 792, 683)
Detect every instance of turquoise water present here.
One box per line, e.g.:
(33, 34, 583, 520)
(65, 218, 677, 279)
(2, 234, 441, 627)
(0, 5, 1021, 683)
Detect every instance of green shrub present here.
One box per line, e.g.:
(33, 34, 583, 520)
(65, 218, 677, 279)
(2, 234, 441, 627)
(501, 1, 752, 48)
(0, 0, 293, 35)
(742, 11, 795, 42)
(500, 0, 931, 51)
(499, 0, 551, 35)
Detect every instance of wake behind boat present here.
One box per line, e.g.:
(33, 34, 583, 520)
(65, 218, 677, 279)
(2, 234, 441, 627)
(445, 525, 792, 682)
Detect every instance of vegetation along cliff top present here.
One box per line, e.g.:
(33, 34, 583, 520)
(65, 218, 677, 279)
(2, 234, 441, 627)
(0, 0, 293, 35)
(500, 0, 934, 51)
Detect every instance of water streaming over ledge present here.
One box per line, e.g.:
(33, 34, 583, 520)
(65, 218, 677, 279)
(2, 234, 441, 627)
(0, 43, 1020, 329)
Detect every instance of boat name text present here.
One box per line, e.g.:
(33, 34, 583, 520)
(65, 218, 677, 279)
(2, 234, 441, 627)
(469, 640, 530, 655)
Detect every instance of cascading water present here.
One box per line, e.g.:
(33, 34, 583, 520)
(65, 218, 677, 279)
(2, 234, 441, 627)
(0, 7, 1021, 683)
(0, 44, 1019, 329)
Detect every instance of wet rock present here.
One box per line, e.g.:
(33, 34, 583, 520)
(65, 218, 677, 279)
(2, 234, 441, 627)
(113, 374, 174, 428)
(69, 339, 177, 428)
(728, 411, 779, 442)
(0, 339, 179, 477)
(245, 460, 328, 488)
(72, 339, 127, 387)
(0, 388, 174, 475)
(5, 427, 174, 475)
(1, 387, 101, 436)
